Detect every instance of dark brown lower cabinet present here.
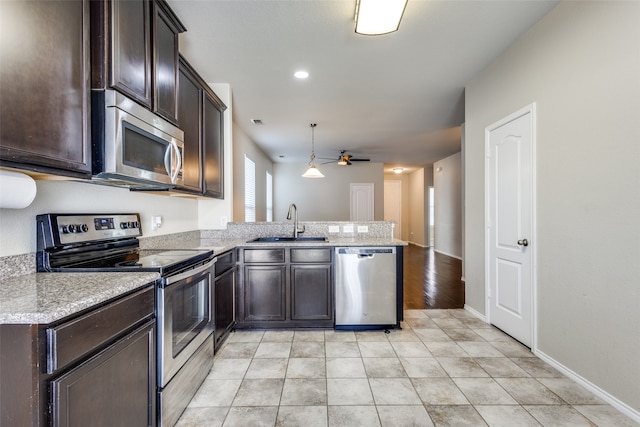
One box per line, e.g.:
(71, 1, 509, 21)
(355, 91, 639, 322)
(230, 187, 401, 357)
(236, 247, 333, 328)
(0, 286, 156, 426)
(214, 268, 235, 348)
(244, 265, 287, 322)
(50, 321, 155, 427)
(291, 264, 332, 321)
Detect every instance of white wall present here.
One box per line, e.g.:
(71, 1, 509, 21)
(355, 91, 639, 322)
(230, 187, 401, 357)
(0, 180, 200, 256)
(232, 122, 273, 222)
(434, 152, 462, 258)
(273, 162, 384, 221)
(465, 1, 640, 414)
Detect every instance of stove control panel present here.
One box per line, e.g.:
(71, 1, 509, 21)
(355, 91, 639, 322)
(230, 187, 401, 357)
(37, 214, 143, 247)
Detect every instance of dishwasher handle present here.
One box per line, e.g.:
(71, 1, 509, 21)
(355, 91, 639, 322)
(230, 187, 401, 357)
(336, 247, 395, 256)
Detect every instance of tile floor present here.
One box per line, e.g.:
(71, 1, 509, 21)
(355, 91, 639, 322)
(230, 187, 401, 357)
(176, 309, 638, 427)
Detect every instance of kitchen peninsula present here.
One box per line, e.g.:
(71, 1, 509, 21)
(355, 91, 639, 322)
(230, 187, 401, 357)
(0, 220, 405, 426)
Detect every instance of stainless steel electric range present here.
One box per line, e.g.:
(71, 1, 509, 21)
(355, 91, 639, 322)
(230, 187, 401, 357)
(37, 213, 216, 427)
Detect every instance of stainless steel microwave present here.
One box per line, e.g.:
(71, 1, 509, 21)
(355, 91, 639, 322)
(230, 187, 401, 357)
(92, 90, 184, 189)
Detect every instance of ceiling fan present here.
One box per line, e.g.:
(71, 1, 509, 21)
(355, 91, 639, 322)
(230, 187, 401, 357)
(321, 150, 370, 166)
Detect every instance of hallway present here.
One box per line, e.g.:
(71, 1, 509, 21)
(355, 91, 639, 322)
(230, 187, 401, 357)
(403, 245, 465, 310)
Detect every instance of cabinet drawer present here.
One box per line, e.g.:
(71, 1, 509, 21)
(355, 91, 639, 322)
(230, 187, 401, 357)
(215, 250, 236, 276)
(291, 248, 332, 263)
(243, 248, 286, 264)
(47, 286, 155, 374)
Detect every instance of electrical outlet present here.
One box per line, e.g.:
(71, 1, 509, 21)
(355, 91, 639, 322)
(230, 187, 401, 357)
(357, 225, 369, 233)
(343, 224, 354, 233)
(328, 225, 340, 233)
(220, 216, 228, 227)
(151, 216, 162, 231)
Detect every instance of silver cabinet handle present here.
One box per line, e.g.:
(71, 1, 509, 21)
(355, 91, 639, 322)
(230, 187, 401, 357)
(517, 239, 529, 247)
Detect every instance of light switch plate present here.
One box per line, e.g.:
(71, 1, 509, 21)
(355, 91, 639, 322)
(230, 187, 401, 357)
(343, 224, 354, 233)
(357, 225, 369, 233)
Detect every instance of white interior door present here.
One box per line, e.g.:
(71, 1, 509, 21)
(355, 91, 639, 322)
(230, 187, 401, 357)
(384, 180, 402, 239)
(350, 183, 374, 221)
(486, 105, 535, 347)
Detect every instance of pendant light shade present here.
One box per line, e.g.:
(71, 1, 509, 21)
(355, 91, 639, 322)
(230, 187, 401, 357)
(302, 123, 325, 178)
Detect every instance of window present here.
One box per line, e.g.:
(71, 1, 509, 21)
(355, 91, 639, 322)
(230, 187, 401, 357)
(244, 156, 255, 222)
(266, 171, 273, 222)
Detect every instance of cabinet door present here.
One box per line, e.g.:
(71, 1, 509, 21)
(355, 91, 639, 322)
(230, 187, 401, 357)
(214, 268, 235, 349)
(291, 264, 333, 320)
(50, 321, 155, 427)
(177, 60, 203, 192)
(244, 265, 286, 321)
(0, 0, 91, 176)
(203, 92, 224, 198)
(110, 0, 152, 108)
(153, 1, 181, 123)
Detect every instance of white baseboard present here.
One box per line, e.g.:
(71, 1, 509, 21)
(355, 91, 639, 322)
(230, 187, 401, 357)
(464, 304, 486, 322)
(533, 349, 640, 424)
(434, 248, 462, 260)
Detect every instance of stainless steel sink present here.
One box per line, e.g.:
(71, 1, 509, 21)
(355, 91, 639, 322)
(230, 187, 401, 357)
(247, 236, 328, 243)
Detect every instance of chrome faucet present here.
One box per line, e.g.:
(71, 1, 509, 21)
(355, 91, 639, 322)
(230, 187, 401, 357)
(286, 203, 305, 238)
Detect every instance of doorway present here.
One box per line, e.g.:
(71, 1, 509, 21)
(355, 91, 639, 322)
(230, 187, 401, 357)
(384, 180, 402, 240)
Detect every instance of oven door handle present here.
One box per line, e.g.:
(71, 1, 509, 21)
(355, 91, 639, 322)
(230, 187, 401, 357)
(164, 258, 216, 286)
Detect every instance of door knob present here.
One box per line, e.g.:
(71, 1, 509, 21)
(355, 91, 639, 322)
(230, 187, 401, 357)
(517, 239, 529, 247)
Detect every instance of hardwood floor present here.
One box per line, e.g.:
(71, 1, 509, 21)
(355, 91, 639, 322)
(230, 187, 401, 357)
(403, 244, 465, 309)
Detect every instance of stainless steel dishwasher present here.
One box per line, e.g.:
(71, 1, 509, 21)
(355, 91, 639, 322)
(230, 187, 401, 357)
(335, 247, 398, 329)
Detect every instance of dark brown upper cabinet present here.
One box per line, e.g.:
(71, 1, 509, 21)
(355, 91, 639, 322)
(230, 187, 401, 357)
(177, 56, 227, 198)
(92, 0, 185, 124)
(0, 0, 92, 178)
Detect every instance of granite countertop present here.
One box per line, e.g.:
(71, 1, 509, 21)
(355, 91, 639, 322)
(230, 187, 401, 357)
(196, 237, 407, 253)
(0, 271, 159, 324)
(0, 232, 405, 325)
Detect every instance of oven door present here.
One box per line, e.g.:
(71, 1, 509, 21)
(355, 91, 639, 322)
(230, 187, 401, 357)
(157, 258, 215, 387)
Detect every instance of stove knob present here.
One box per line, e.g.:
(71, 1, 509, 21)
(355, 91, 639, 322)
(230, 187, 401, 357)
(80, 224, 89, 233)
(68, 224, 77, 233)
(132, 221, 139, 229)
(120, 222, 129, 229)
(61, 225, 70, 234)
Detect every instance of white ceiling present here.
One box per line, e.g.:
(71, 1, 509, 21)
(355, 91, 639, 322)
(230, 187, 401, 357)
(169, 0, 558, 172)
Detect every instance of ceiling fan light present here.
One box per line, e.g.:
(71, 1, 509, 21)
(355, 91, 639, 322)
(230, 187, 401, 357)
(355, 0, 408, 35)
(302, 165, 325, 178)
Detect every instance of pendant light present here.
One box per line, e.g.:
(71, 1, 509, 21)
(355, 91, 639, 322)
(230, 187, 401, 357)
(302, 123, 325, 178)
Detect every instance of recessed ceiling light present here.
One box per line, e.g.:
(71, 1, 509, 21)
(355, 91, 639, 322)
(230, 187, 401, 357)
(294, 70, 309, 79)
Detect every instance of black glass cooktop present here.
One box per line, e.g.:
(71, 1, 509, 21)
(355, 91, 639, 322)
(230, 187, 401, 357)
(50, 248, 213, 275)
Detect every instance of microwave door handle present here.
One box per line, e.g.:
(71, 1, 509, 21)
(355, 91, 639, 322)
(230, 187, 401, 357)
(165, 141, 182, 184)
(164, 143, 173, 178)
(170, 140, 181, 183)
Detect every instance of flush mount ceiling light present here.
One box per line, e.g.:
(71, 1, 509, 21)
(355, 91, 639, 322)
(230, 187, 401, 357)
(392, 167, 404, 174)
(294, 70, 309, 79)
(355, 0, 408, 35)
(302, 123, 325, 178)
